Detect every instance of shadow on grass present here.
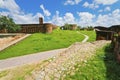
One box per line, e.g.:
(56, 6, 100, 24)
(104, 45, 120, 80)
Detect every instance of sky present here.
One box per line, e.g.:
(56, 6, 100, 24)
(0, 0, 120, 27)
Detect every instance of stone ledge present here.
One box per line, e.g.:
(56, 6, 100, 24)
(0, 34, 31, 51)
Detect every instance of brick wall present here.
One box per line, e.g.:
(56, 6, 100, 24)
(0, 17, 57, 34)
(18, 24, 43, 33)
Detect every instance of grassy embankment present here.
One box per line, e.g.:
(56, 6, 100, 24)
(0, 30, 85, 59)
(0, 30, 97, 80)
(1, 44, 118, 80)
(65, 44, 120, 80)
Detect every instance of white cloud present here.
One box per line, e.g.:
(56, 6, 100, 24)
(83, 0, 118, 9)
(77, 12, 95, 21)
(51, 11, 64, 26)
(0, 12, 10, 16)
(96, 14, 110, 26)
(83, 2, 99, 9)
(51, 9, 120, 27)
(104, 7, 111, 11)
(64, 13, 75, 23)
(76, 9, 120, 27)
(0, 0, 44, 24)
(0, 0, 20, 14)
(98, 6, 111, 12)
(83, 2, 89, 7)
(96, 9, 120, 26)
(111, 9, 120, 23)
(40, 4, 51, 17)
(77, 12, 95, 26)
(94, 0, 118, 5)
(12, 13, 44, 24)
(51, 11, 76, 26)
(64, 0, 82, 5)
(0, 0, 119, 27)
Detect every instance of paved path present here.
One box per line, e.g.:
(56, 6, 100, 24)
(81, 34, 89, 43)
(0, 48, 66, 71)
(0, 32, 89, 71)
(77, 31, 89, 43)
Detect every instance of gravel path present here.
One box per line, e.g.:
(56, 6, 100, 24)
(0, 32, 89, 71)
(33, 40, 110, 80)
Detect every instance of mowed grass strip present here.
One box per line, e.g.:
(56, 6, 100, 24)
(65, 44, 120, 80)
(0, 30, 84, 59)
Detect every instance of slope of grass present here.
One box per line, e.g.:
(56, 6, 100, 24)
(0, 63, 40, 80)
(0, 30, 85, 59)
(65, 44, 120, 80)
(80, 30, 96, 42)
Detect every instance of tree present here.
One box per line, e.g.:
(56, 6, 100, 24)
(0, 15, 21, 32)
(64, 23, 69, 30)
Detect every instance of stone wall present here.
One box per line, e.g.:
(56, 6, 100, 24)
(43, 23, 53, 33)
(111, 32, 120, 62)
(94, 26, 114, 40)
(95, 25, 120, 62)
(0, 17, 56, 34)
(18, 24, 43, 33)
(18, 23, 53, 33)
(95, 30, 114, 40)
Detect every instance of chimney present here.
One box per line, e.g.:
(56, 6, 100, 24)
(39, 17, 43, 24)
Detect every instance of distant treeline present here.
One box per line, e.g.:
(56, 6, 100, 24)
(59, 23, 94, 31)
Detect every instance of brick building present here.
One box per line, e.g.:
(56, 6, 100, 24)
(0, 17, 56, 33)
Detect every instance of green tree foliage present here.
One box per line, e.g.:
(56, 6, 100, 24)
(62, 23, 75, 30)
(0, 15, 21, 32)
(64, 23, 71, 30)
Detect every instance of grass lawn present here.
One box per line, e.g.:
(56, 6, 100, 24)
(0, 30, 85, 59)
(65, 44, 120, 80)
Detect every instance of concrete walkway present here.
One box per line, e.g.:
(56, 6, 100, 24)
(0, 48, 66, 71)
(0, 32, 89, 71)
(77, 31, 89, 43)
(81, 34, 89, 43)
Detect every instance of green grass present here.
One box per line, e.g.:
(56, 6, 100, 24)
(0, 71, 8, 78)
(0, 30, 85, 59)
(80, 30, 96, 42)
(65, 44, 120, 80)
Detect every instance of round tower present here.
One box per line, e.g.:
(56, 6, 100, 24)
(44, 23, 53, 33)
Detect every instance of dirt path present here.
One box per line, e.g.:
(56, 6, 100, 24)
(0, 32, 89, 71)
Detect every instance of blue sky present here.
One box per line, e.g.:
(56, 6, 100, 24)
(0, 0, 120, 27)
